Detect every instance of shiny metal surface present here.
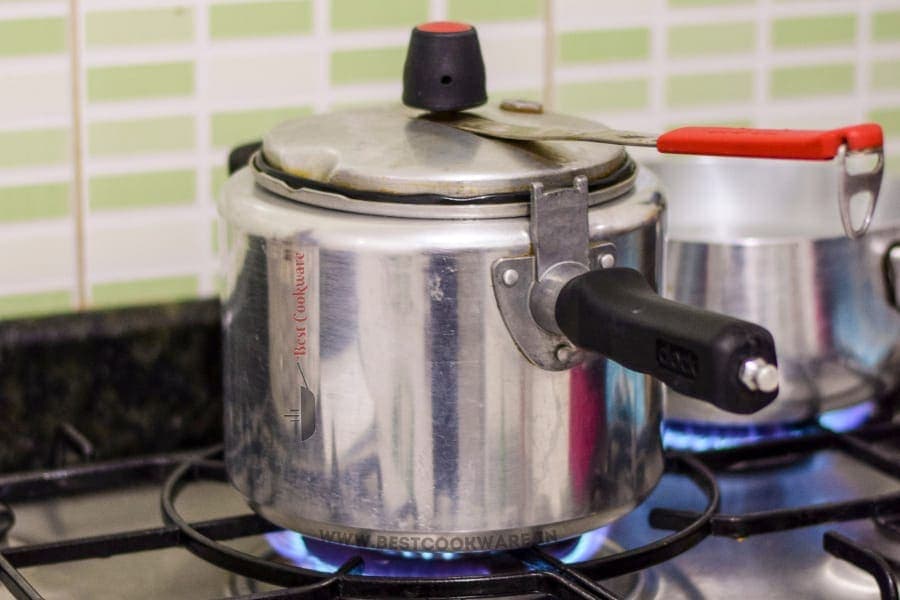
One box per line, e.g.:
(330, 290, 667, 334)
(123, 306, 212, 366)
(440, 112, 659, 147)
(656, 157, 900, 425)
(218, 167, 665, 550)
(261, 104, 628, 198)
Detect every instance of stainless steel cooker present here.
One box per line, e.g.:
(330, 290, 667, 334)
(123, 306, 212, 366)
(657, 159, 900, 425)
(214, 22, 836, 553)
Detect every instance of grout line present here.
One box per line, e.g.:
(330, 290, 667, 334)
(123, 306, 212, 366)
(314, 0, 331, 112)
(429, 0, 447, 21)
(68, 0, 88, 310)
(649, 0, 666, 131)
(858, 0, 872, 124)
(542, 0, 555, 110)
(754, 0, 771, 126)
(195, 0, 213, 296)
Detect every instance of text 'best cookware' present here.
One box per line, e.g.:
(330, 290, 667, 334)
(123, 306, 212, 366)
(217, 22, 878, 552)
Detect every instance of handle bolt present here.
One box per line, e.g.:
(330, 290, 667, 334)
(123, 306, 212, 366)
(739, 358, 779, 394)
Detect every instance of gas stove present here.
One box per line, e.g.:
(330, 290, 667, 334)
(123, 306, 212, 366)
(0, 400, 898, 599)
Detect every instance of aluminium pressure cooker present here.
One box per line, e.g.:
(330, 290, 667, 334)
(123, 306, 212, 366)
(215, 23, 834, 553)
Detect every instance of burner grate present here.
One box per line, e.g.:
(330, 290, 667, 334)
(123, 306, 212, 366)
(0, 420, 898, 598)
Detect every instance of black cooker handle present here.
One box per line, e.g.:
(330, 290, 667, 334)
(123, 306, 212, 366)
(555, 268, 778, 414)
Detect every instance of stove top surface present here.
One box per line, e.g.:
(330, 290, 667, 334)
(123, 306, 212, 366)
(1, 412, 899, 599)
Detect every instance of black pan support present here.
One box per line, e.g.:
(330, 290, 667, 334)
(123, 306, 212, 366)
(0, 420, 899, 598)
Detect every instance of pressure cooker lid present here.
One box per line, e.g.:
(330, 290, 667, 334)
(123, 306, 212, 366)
(259, 104, 631, 202)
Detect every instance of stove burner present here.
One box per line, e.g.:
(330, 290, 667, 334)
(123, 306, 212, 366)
(264, 527, 611, 578)
(818, 401, 877, 432)
(662, 401, 878, 452)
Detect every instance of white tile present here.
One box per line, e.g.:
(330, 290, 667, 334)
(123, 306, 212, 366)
(0, 227, 74, 289)
(0, 68, 69, 124)
(481, 33, 544, 90)
(554, 0, 659, 30)
(209, 51, 319, 105)
(86, 213, 205, 278)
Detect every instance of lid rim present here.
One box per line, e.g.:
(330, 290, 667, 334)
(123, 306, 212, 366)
(253, 151, 637, 206)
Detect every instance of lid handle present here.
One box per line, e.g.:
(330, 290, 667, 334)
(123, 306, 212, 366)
(402, 22, 488, 112)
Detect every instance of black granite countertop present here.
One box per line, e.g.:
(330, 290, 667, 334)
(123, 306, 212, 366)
(0, 299, 222, 472)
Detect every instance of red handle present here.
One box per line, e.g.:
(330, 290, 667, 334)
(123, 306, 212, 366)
(656, 123, 883, 160)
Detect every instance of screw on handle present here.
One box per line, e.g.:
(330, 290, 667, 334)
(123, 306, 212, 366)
(555, 268, 779, 414)
(656, 123, 883, 160)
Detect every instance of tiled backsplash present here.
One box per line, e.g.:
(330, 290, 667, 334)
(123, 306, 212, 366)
(0, 0, 898, 318)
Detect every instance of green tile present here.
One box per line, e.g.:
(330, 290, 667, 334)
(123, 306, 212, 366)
(86, 8, 194, 47)
(0, 290, 72, 320)
(211, 106, 311, 148)
(211, 165, 228, 197)
(0, 129, 69, 167)
(668, 22, 755, 56)
(331, 46, 405, 84)
(873, 10, 900, 42)
(89, 116, 194, 156)
(870, 108, 900, 137)
(0, 183, 69, 222)
(557, 79, 648, 113)
(667, 71, 753, 107)
(770, 64, 854, 99)
(773, 14, 856, 48)
(92, 275, 199, 308)
(331, 0, 426, 30)
(873, 60, 900, 91)
(87, 62, 194, 102)
(558, 28, 650, 64)
(669, 0, 751, 6)
(0, 18, 66, 57)
(448, 0, 540, 22)
(210, 1, 312, 39)
(89, 170, 195, 211)
(211, 219, 219, 254)
(887, 157, 900, 175)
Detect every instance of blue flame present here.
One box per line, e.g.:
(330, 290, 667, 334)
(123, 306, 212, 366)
(661, 420, 814, 452)
(818, 401, 875, 432)
(266, 531, 338, 573)
(554, 527, 610, 564)
(265, 526, 612, 576)
(663, 400, 876, 452)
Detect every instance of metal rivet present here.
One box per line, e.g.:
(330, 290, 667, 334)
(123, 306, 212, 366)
(555, 344, 575, 363)
(500, 99, 544, 114)
(599, 253, 616, 269)
(501, 269, 520, 287)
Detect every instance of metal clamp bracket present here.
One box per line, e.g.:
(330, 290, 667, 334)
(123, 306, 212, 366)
(492, 176, 616, 370)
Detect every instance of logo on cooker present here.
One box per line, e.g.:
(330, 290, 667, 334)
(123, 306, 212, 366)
(284, 250, 316, 440)
(284, 362, 316, 441)
(656, 339, 699, 379)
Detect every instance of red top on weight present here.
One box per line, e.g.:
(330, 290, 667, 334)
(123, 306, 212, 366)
(417, 21, 472, 33)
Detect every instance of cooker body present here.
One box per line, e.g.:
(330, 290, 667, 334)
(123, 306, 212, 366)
(219, 168, 666, 552)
